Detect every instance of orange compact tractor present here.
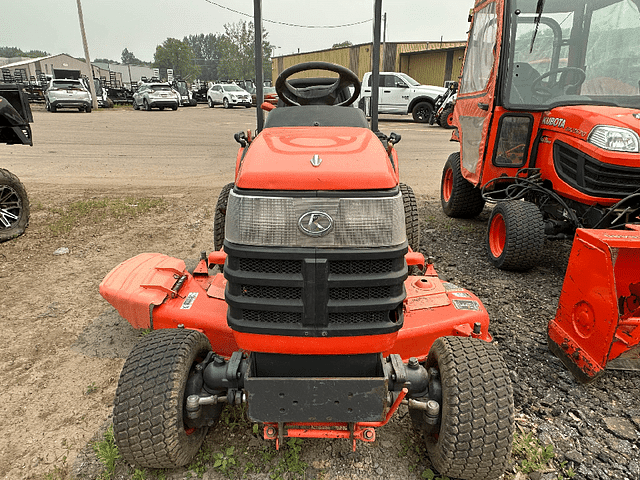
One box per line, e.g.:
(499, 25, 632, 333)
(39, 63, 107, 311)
(440, 0, 640, 382)
(98, 3, 514, 478)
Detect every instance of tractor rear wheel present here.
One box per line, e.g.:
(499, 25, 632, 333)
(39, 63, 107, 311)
(113, 329, 214, 469)
(214, 182, 234, 252)
(421, 336, 514, 480)
(438, 105, 455, 129)
(486, 200, 544, 271)
(0, 168, 29, 242)
(440, 152, 485, 218)
(400, 183, 420, 252)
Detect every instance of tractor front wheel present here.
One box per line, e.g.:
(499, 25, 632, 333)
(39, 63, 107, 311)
(421, 336, 514, 480)
(440, 152, 485, 218)
(214, 182, 234, 252)
(486, 200, 544, 271)
(112, 329, 214, 469)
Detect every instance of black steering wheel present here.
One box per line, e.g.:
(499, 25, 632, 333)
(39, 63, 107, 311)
(275, 62, 361, 107)
(531, 67, 586, 98)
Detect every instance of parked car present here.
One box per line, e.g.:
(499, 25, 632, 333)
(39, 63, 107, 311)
(133, 82, 178, 111)
(45, 78, 92, 113)
(358, 72, 446, 122)
(246, 85, 279, 106)
(207, 83, 252, 108)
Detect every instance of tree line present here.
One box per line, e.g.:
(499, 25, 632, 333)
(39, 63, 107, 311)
(115, 20, 274, 82)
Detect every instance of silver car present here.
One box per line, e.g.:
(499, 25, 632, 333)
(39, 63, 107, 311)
(207, 83, 252, 108)
(45, 79, 92, 113)
(133, 83, 179, 111)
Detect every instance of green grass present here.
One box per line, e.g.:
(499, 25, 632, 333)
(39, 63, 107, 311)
(46, 197, 164, 236)
(92, 426, 120, 480)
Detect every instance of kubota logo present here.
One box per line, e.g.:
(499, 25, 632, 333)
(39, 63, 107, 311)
(298, 211, 333, 237)
(541, 116, 566, 128)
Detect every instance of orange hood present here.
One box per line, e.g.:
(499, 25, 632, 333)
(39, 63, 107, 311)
(236, 127, 397, 191)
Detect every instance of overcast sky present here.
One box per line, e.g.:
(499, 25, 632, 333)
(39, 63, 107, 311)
(4, 0, 472, 63)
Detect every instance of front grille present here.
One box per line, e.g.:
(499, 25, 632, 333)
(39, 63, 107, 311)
(329, 286, 393, 301)
(242, 285, 302, 300)
(224, 244, 407, 337)
(239, 258, 302, 274)
(243, 310, 302, 324)
(554, 142, 640, 198)
(328, 311, 390, 324)
(330, 259, 393, 275)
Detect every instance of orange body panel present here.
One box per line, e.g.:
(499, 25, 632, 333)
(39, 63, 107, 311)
(548, 225, 640, 382)
(99, 253, 491, 360)
(235, 127, 398, 191)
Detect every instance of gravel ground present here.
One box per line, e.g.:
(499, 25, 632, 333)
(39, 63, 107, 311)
(419, 199, 640, 480)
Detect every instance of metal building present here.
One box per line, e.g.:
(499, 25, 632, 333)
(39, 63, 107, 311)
(271, 41, 466, 87)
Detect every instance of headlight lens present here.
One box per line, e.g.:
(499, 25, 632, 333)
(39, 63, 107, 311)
(588, 126, 640, 153)
(225, 191, 407, 248)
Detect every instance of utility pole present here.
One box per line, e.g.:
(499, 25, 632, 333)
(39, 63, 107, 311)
(382, 13, 387, 71)
(254, 0, 264, 132)
(370, 0, 382, 133)
(76, 0, 99, 109)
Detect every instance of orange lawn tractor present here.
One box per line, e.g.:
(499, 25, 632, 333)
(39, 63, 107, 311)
(440, 0, 640, 382)
(97, 3, 515, 477)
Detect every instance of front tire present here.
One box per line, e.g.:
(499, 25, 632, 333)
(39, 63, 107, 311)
(144, 99, 151, 111)
(214, 183, 234, 252)
(400, 183, 420, 253)
(223, 98, 230, 109)
(412, 101, 433, 123)
(0, 168, 29, 242)
(113, 329, 213, 469)
(486, 200, 544, 271)
(208, 97, 214, 108)
(422, 336, 514, 480)
(440, 152, 485, 218)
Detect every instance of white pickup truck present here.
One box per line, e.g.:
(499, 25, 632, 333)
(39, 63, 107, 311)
(359, 72, 446, 123)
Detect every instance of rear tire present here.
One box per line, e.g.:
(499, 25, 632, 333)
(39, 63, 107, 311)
(412, 101, 433, 123)
(214, 183, 234, 252)
(0, 168, 29, 242)
(440, 152, 485, 218)
(113, 329, 213, 469)
(421, 336, 514, 480)
(400, 183, 420, 252)
(486, 200, 544, 271)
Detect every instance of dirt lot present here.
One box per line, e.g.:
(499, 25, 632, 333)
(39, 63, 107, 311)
(1, 105, 459, 480)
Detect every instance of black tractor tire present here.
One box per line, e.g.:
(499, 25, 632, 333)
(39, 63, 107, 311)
(421, 336, 514, 480)
(214, 182, 234, 252)
(438, 105, 455, 129)
(486, 200, 544, 271)
(412, 101, 433, 123)
(0, 168, 30, 242)
(440, 152, 485, 218)
(400, 183, 420, 253)
(112, 329, 214, 469)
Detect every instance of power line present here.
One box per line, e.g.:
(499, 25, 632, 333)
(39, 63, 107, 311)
(202, 0, 372, 28)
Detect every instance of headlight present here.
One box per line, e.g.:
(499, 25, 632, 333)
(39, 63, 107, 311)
(588, 126, 640, 153)
(225, 191, 406, 248)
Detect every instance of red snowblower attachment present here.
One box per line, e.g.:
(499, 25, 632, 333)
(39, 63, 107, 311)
(548, 225, 640, 383)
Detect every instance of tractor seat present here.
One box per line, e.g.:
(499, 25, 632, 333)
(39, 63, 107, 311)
(264, 105, 369, 129)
